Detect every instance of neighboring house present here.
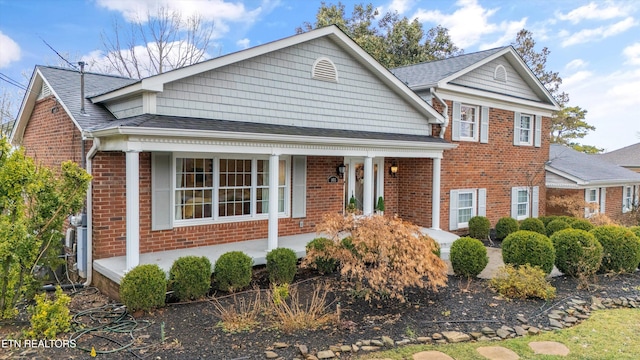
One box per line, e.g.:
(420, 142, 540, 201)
(11, 26, 558, 296)
(391, 46, 559, 234)
(598, 142, 640, 173)
(546, 144, 640, 221)
(0, 120, 14, 137)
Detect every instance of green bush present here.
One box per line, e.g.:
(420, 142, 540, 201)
(496, 217, 519, 240)
(502, 230, 555, 274)
(450, 237, 488, 278)
(27, 287, 71, 339)
(630, 226, 640, 239)
(558, 216, 578, 224)
(214, 251, 253, 292)
(571, 219, 595, 232)
(120, 264, 166, 312)
(169, 256, 212, 301)
(590, 226, 640, 273)
(546, 219, 570, 236)
(519, 218, 546, 235)
(266, 248, 298, 284)
(427, 236, 441, 258)
(469, 216, 491, 240)
(538, 216, 557, 227)
(490, 264, 556, 300)
(551, 229, 602, 278)
(306, 237, 338, 274)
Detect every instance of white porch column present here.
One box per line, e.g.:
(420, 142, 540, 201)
(432, 157, 441, 230)
(125, 150, 140, 270)
(267, 154, 279, 251)
(363, 156, 374, 215)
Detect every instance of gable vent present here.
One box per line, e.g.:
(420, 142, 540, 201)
(312, 57, 338, 83)
(38, 82, 51, 100)
(494, 64, 507, 82)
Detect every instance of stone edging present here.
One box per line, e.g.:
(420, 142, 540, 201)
(264, 295, 640, 359)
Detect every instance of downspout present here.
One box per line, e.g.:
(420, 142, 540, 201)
(430, 88, 449, 139)
(83, 137, 100, 287)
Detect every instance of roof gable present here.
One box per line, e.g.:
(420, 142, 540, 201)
(598, 142, 640, 167)
(391, 46, 559, 110)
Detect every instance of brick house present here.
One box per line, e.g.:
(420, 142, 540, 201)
(546, 144, 640, 222)
(11, 26, 558, 293)
(598, 142, 640, 173)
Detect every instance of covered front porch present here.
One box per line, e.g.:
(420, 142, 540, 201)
(94, 228, 458, 285)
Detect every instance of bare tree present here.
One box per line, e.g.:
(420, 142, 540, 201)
(98, 7, 215, 78)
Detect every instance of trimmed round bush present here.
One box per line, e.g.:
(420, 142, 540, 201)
(468, 216, 491, 240)
(502, 230, 555, 274)
(120, 264, 166, 312)
(551, 229, 602, 278)
(630, 226, 640, 239)
(558, 216, 578, 225)
(590, 226, 640, 273)
(306, 237, 338, 274)
(570, 219, 594, 232)
(538, 216, 557, 227)
(169, 256, 212, 301)
(266, 248, 298, 284)
(496, 217, 519, 240)
(214, 251, 253, 292)
(450, 237, 488, 278)
(519, 218, 546, 235)
(546, 219, 570, 237)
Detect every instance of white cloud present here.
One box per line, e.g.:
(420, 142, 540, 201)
(562, 68, 640, 151)
(0, 31, 21, 68)
(565, 59, 588, 71)
(413, 0, 525, 49)
(236, 38, 250, 49)
(95, 0, 277, 39)
(561, 16, 637, 47)
(556, 1, 630, 24)
(386, 0, 415, 15)
(623, 42, 640, 65)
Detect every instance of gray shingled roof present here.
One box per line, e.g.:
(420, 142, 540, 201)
(598, 143, 640, 167)
(548, 144, 640, 184)
(92, 114, 450, 144)
(390, 47, 507, 88)
(38, 66, 137, 131)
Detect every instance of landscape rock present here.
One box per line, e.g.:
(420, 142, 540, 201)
(529, 341, 570, 356)
(441, 331, 470, 343)
(297, 345, 308, 356)
(316, 350, 335, 359)
(265, 351, 279, 359)
(496, 329, 511, 339)
(381, 336, 395, 347)
(412, 351, 455, 360)
(476, 346, 520, 360)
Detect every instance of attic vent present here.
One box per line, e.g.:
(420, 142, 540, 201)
(494, 64, 507, 82)
(312, 57, 338, 82)
(38, 82, 51, 100)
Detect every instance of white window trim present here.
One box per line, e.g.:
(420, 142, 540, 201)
(456, 189, 477, 229)
(585, 187, 599, 218)
(623, 185, 633, 213)
(519, 114, 533, 146)
(515, 187, 530, 220)
(172, 153, 290, 227)
(459, 104, 479, 142)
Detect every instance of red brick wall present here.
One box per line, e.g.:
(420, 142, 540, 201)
(546, 188, 582, 216)
(437, 101, 550, 234)
(546, 187, 628, 222)
(20, 96, 84, 170)
(91, 153, 344, 259)
(396, 158, 434, 226)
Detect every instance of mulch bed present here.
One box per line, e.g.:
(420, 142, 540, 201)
(2, 265, 639, 360)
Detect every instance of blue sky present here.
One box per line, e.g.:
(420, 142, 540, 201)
(1, 0, 639, 151)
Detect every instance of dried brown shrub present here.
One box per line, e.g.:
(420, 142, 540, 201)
(211, 291, 262, 333)
(588, 213, 618, 226)
(548, 194, 597, 218)
(267, 282, 337, 334)
(303, 213, 448, 302)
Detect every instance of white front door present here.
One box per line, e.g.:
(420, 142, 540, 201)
(344, 157, 384, 212)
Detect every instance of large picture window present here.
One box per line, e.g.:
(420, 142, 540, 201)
(175, 156, 288, 222)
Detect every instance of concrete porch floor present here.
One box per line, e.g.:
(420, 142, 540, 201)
(94, 228, 458, 285)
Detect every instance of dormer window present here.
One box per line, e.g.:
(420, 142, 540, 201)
(312, 57, 338, 83)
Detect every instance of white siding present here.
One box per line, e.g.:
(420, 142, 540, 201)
(545, 172, 577, 187)
(106, 96, 144, 119)
(451, 58, 540, 102)
(155, 37, 432, 135)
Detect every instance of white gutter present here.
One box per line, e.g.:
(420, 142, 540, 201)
(430, 88, 449, 139)
(83, 137, 100, 287)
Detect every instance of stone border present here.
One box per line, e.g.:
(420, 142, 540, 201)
(264, 295, 640, 359)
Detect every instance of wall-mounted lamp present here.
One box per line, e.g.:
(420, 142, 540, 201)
(336, 163, 346, 179)
(389, 161, 398, 178)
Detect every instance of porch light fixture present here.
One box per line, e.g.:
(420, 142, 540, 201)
(336, 163, 346, 178)
(389, 162, 398, 178)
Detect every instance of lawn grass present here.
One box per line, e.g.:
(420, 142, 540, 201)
(357, 308, 640, 359)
